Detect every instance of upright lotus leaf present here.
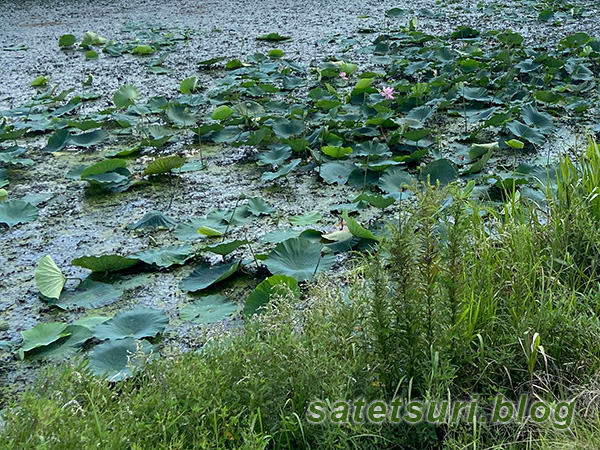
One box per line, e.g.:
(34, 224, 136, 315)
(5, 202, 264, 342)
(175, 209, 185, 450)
(378, 167, 414, 195)
(246, 197, 275, 216)
(244, 275, 299, 317)
(179, 260, 241, 293)
(143, 155, 186, 176)
(166, 103, 197, 127)
(506, 121, 545, 146)
(83, 169, 131, 190)
(72, 255, 139, 273)
(88, 337, 155, 382)
(21, 322, 70, 352)
(207, 206, 251, 226)
(271, 118, 305, 139)
(420, 159, 458, 186)
(80, 159, 127, 178)
(257, 145, 292, 167)
(352, 193, 395, 209)
(265, 237, 335, 281)
(451, 26, 480, 39)
(261, 158, 301, 181)
(256, 32, 292, 42)
(212, 105, 233, 121)
(319, 161, 356, 185)
(0, 200, 38, 228)
(131, 244, 194, 268)
(127, 211, 177, 231)
(233, 101, 265, 118)
(26, 325, 93, 360)
(80, 31, 106, 47)
(402, 129, 431, 142)
(353, 141, 391, 157)
(35, 255, 66, 300)
(70, 130, 108, 148)
(132, 44, 154, 55)
(43, 129, 70, 152)
(342, 210, 378, 241)
(322, 146, 353, 159)
(53, 280, 122, 310)
(406, 105, 433, 123)
(520, 104, 553, 133)
(58, 34, 76, 47)
(461, 86, 490, 102)
(289, 212, 322, 226)
(113, 84, 140, 109)
(93, 308, 169, 341)
(198, 56, 227, 66)
(179, 294, 237, 324)
(202, 240, 247, 256)
(534, 91, 564, 104)
(180, 77, 199, 94)
(30, 76, 49, 87)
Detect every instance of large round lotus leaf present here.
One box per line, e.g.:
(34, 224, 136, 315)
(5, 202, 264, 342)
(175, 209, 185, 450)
(506, 120, 546, 146)
(244, 275, 299, 317)
(143, 155, 186, 176)
(246, 197, 275, 216)
(26, 325, 92, 360)
(265, 237, 335, 281)
(72, 254, 139, 273)
(80, 159, 127, 178)
(70, 130, 108, 148)
(113, 84, 140, 109)
(53, 280, 122, 310)
(319, 161, 355, 185)
(179, 260, 241, 293)
(420, 159, 458, 186)
(131, 244, 194, 268)
(93, 308, 168, 341)
(166, 104, 197, 127)
(179, 294, 237, 324)
(289, 212, 322, 226)
(127, 211, 177, 230)
(35, 255, 66, 300)
(378, 167, 414, 195)
(83, 171, 130, 185)
(88, 337, 155, 382)
(0, 200, 38, 228)
(21, 322, 70, 352)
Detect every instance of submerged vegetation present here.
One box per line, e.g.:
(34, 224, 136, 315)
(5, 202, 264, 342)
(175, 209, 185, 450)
(2, 1, 600, 447)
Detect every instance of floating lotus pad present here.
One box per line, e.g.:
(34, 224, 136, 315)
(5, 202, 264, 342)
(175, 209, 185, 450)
(93, 307, 169, 341)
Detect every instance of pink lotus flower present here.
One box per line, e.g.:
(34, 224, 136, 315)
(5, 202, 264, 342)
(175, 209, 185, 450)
(339, 71, 349, 81)
(379, 86, 395, 100)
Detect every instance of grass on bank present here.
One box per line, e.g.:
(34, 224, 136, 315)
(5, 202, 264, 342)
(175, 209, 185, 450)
(4, 140, 600, 448)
